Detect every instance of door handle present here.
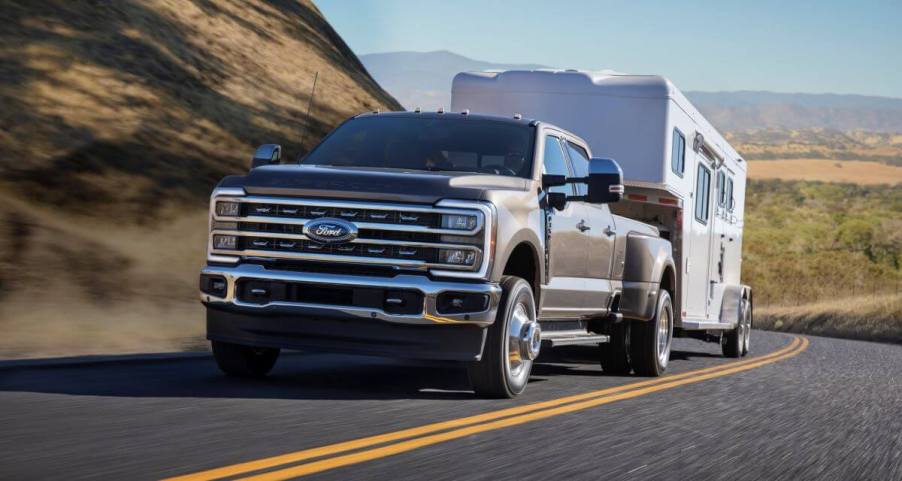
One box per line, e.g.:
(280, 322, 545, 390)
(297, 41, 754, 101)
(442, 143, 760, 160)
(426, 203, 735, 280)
(577, 220, 591, 232)
(604, 225, 616, 236)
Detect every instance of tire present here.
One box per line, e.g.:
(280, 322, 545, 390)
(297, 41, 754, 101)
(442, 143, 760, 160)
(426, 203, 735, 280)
(721, 306, 744, 358)
(468, 276, 540, 398)
(212, 341, 280, 378)
(629, 289, 674, 377)
(598, 320, 631, 375)
(740, 298, 752, 356)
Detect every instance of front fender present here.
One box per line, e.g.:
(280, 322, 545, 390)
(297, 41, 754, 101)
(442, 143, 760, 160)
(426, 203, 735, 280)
(620, 233, 675, 321)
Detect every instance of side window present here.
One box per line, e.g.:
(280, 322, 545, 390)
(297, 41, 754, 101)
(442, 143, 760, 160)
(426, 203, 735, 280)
(543, 136, 572, 194)
(694, 163, 711, 224)
(671, 128, 685, 177)
(726, 177, 735, 211)
(565, 141, 590, 196)
(716, 170, 726, 207)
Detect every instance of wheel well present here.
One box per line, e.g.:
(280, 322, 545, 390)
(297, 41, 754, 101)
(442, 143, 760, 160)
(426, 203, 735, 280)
(660, 265, 676, 303)
(503, 243, 539, 303)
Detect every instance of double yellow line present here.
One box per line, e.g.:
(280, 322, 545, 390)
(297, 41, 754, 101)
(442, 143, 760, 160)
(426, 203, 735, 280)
(166, 336, 807, 481)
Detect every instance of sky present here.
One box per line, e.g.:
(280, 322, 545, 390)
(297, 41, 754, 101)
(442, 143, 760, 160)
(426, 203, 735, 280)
(316, 0, 902, 98)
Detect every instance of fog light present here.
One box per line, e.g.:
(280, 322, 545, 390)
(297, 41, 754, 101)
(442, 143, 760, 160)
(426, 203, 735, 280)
(441, 214, 478, 230)
(438, 248, 477, 266)
(213, 234, 238, 250)
(215, 201, 241, 217)
(199, 274, 227, 296)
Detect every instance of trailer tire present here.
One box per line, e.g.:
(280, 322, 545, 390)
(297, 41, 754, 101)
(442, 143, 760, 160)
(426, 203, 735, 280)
(212, 341, 280, 378)
(721, 313, 744, 359)
(629, 290, 674, 377)
(468, 276, 539, 398)
(598, 321, 631, 375)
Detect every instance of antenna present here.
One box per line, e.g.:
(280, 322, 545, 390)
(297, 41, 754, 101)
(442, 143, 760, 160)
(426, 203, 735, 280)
(299, 71, 319, 156)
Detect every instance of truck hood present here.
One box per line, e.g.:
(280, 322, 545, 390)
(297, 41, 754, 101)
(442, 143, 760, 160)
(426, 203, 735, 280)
(217, 164, 530, 204)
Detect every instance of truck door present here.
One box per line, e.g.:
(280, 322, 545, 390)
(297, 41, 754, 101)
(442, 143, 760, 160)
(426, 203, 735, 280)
(564, 140, 617, 312)
(540, 134, 589, 318)
(685, 157, 714, 320)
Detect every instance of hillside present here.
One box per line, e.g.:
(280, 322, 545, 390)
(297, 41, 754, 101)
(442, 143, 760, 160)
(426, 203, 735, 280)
(0, 0, 400, 357)
(687, 91, 902, 133)
(728, 129, 902, 165)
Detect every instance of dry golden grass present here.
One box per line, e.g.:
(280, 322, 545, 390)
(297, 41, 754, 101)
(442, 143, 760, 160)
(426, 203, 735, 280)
(748, 159, 902, 185)
(0, 0, 400, 358)
(756, 294, 902, 344)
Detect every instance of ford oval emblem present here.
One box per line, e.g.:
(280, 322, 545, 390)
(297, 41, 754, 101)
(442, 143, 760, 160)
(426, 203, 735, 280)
(303, 217, 358, 244)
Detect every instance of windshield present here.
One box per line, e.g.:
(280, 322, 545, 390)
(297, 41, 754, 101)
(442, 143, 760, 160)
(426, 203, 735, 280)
(301, 116, 535, 177)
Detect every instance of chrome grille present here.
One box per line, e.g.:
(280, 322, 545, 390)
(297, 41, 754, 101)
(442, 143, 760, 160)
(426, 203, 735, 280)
(209, 195, 489, 274)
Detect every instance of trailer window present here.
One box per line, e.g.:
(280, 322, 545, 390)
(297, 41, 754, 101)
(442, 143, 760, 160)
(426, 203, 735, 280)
(727, 177, 735, 211)
(695, 164, 711, 224)
(543, 136, 572, 195)
(716, 170, 726, 207)
(565, 142, 590, 196)
(671, 129, 685, 177)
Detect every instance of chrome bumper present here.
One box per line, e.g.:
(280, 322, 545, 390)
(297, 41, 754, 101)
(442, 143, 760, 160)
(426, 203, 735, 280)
(200, 263, 502, 327)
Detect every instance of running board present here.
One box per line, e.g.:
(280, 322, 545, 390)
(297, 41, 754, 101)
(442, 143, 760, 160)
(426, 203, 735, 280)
(541, 330, 610, 347)
(680, 319, 735, 330)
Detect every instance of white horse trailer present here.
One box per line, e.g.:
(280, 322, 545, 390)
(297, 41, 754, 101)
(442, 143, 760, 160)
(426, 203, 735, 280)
(451, 69, 752, 350)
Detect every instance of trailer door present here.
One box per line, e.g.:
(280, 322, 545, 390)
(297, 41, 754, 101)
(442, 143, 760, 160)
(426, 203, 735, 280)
(685, 159, 714, 319)
(707, 168, 732, 318)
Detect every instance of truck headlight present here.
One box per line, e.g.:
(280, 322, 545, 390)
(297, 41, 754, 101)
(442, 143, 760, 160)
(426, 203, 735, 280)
(215, 201, 241, 217)
(438, 248, 477, 266)
(441, 214, 478, 231)
(213, 234, 238, 250)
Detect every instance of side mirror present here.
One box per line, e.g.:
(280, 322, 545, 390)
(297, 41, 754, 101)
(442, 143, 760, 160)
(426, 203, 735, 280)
(586, 158, 624, 204)
(546, 192, 567, 211)
(541, 174, 567, 189)
(251, 144, 282, 169)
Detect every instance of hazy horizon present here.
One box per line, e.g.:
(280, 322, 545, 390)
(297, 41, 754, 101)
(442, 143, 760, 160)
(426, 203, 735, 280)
(317, 0, 902, 98)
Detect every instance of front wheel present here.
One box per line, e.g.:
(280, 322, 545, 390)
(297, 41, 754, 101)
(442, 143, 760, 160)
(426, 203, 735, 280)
(468, 276, 540, 398)
(629, 290, 674, 377)
(212, 341, 280, 378)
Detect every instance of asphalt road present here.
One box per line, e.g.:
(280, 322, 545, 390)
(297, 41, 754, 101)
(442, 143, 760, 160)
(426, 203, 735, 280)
(0, 330, 900, 481)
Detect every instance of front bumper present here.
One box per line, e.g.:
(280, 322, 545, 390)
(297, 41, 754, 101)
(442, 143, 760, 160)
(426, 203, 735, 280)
(200, 264, 502, 361)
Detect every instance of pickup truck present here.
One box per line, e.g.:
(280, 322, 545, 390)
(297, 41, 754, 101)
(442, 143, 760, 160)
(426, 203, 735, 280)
(199, 111, 676, 398)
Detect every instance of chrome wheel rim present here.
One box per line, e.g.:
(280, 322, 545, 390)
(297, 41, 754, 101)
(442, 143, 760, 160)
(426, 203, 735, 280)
(742, 307, 751, 353)
(506, 301, 537, 390)
(657, 302, 672, 367)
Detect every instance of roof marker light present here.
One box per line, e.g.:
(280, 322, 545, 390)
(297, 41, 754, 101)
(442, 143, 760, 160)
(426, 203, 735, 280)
(414, 107, 421, 113)
(513, 113, 522, 120)
(461, 109, 469, 115)
(437, 107, 445, 114)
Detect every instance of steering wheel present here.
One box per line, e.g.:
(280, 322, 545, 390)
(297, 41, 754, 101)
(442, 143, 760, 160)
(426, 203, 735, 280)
(477, 165, 518, 176)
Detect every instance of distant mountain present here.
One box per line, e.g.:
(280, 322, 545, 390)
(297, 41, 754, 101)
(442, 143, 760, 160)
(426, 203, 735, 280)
(360, 50, 548, 110)
(361, 51, 902, 133)
(686, 91, 902, 132)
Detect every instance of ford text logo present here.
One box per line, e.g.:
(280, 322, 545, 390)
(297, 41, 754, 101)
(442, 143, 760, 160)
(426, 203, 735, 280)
(303, 217, 358, 244)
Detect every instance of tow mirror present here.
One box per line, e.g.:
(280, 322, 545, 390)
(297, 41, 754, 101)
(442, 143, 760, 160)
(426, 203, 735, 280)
(251, 144, 282, 169)
(541, 174, 567, 189)
(546, 192, 567, 211)
(586, 158, 624, 204)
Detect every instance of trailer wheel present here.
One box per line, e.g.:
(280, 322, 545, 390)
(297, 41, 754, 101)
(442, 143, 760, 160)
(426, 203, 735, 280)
(721, 307, 745, 358)
(468, 276, 540, 398)
(741, 298, 752, 356)
(629, 290, 674, 377)
(212, 341, 280, 378)
(598, 320, 631, 375)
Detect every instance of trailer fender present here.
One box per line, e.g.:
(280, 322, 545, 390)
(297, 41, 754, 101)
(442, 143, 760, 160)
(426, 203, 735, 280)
(620, 233, 675, 321)
(719, 285, 753, 327)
